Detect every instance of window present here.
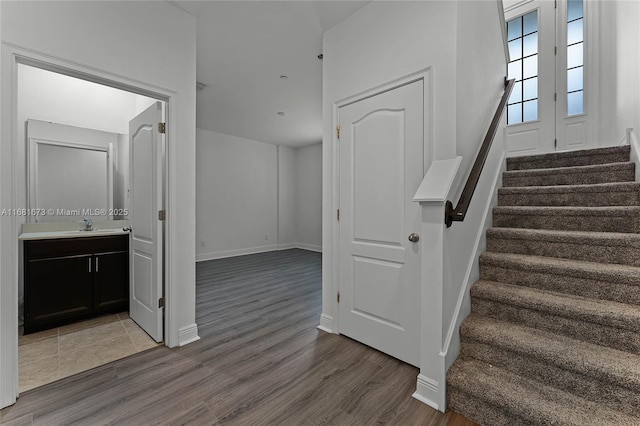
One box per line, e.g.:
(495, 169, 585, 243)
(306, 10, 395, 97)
(567, 0, 584, 115)
(506, 11, 538, 125)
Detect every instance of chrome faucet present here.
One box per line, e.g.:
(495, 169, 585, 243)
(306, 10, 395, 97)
(81, 218, 93, 231)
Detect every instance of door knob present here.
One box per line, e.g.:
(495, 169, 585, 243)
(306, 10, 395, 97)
(408, 233, 420, 243)
(123, 226, 132, 232)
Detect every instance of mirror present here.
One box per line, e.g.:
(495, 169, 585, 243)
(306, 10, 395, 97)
(27, 119, 128, 223)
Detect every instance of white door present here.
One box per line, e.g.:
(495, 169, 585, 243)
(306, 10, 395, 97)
(129, 102, 164, 342)
(505, 0, 592, 155)
(505, 0, 557, 155)
(338, 80, 423, 367)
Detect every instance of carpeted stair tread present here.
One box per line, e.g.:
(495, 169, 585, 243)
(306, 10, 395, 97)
(486, 227, 640, 266)
(498, 182, 640, 206)
(502, 162, 635, 187)
(480, 251, 640, 285)
(506, 145, 630, 171)
(447, 357, 640, 426)
(460, 315, 640, 392)
(471, 281, 640, 354)
(471, 280, 640, 335)
(492, 205, 640, 233)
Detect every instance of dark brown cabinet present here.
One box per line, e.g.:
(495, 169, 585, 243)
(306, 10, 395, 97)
(24, 235, 129, 334)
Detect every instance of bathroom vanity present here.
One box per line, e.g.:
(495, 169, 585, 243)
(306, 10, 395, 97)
(21, 228, 129, 334)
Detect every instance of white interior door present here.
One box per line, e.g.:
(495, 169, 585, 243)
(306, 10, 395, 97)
(338, 80, 423, 367)
(505, 0, 557, 156)
(129, 102, 163, 342)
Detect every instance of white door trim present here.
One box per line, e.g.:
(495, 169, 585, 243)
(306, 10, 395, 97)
(0, 43, 176, 408)
(323, 67, 432, 336)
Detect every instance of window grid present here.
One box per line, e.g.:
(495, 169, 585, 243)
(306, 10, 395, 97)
(567, 0, 584, 115)
(506, 11, 538, 125)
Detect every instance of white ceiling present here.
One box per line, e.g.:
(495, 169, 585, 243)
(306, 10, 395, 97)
(173, 1, 368, 147)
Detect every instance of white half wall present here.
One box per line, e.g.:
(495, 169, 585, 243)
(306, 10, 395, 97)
(295, 143, 322, 251)
(1, 0, 197, 408)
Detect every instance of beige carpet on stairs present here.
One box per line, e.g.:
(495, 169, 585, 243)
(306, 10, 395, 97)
(447, 145, 640, 426)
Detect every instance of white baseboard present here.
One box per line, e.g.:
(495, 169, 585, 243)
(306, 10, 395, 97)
(278, 243, 296, 250)
(178, 323, 200, 346)
(295, 242, 322, 252)
(317, 313, 335, 333)
(195, 245, 279, 262)
(412, 374, 443, 412)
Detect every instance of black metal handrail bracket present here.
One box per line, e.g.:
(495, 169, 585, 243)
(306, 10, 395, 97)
(444, 77, 515, 227)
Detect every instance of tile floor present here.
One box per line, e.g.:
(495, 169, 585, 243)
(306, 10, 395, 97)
(18, 312, 160, 392)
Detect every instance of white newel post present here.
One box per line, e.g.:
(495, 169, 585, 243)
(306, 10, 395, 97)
(411, 157, 462, 412)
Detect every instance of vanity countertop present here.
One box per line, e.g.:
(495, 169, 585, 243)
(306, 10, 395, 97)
(19, 220, 130, 241)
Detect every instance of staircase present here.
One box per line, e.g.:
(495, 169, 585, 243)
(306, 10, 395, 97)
(447, 145, 640, 425)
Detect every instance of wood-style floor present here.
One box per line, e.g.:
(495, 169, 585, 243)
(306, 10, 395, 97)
(0, 249, 476, 425)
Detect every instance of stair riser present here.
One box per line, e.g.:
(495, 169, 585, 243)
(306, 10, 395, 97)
(479, 263, 640, 305)
(447, 387, 534, 426)
(492, 212, 640, 233)
(486, 235, 640, 267)
(460, 340, 640, 417)
(507, 152, 630, 171)
(503, 169, 635, 187)
(498, 191, 640, 207)
(471, 297, 640, 354)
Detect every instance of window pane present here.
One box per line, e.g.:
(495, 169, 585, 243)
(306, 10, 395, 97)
(567, 43, 583, 68)
(523, 33, 538, 57)
(507, 17, 522, 41)
(523, 11, 537, 35)
(508, 104, 522, 124)
(568, 19, 583, 45)
(509, 81, 523, 104)
(567, 67, 583, 92)
(508, 60, 522, 81)
(568, 0, 583, 21)
(508, 39, 522, 60)
(523, 99, 538, 121)
(568, 91, 584, 115)
(523, 55, 537, 79)
(523, 77, 537, 101)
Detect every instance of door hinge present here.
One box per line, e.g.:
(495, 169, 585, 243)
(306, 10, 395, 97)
(554, 0, 557, 8)
(554, 46, 557, 55)
(158, 122, 166, 134)
(337, 291, 341, 303)
(159, 297, 165, 308)
(554, 138, 558, 149)
(337, 209, 340, 221)
(554, 92, 557, 102)
(336, 125, 340, 139)
(158, 210, 166, 221)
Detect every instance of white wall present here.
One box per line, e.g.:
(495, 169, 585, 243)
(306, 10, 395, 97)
(278, 146, 297, 248)
(295, 143, 322, 251)
(196, 128, 279, 260)
(614, 1, 640, 141)
(196, 130, 322, 260)
(1, 1, 197, 407)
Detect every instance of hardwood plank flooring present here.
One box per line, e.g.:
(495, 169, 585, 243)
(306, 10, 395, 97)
(1, 249, 476, 425)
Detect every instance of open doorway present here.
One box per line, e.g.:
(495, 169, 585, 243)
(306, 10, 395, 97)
(15, 63, 166, 392)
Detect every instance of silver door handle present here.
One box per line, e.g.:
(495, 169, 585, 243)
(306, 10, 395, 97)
(408, 233, 420, 243)
(88, 258, 92, 273)
(96, 257, 99, 272)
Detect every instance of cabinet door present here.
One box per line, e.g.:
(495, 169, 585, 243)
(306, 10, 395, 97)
(25, 255, 93, 330)
(93, 252, 129, 313)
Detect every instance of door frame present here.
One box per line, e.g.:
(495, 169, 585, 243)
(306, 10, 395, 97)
(0, 44, 173, 405)
(322, 67, 432, 335)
